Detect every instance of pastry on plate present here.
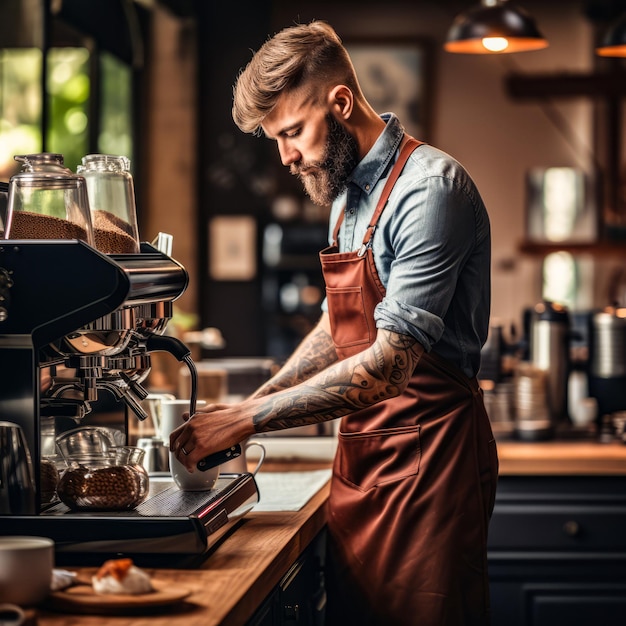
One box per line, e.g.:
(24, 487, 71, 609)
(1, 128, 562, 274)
(92, 558, 153, 595)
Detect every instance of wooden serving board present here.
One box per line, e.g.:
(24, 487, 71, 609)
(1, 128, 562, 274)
(45, 579, 192, 614)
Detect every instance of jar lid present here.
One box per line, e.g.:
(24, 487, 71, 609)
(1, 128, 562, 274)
(593, 306, 626, 326)
(78, 154, 131, 173)
(11, 153, 85, 189)
(533, 300, 569, 323)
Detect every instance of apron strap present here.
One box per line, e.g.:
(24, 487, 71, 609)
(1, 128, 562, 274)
(358, 135, 422, 256)
(330, 135, 423, 250)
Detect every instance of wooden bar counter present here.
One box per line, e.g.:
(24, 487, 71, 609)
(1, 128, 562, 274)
(34, 439, 626, 625)
(37, 463, 330, 626)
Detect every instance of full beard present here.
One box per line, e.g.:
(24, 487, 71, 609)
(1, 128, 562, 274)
(290, 115, 359, 207)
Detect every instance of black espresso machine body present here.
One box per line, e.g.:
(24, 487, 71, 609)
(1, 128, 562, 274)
(0, 240, 258, 565)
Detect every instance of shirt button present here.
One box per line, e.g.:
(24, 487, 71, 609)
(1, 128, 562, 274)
(365, 184, 370, 191)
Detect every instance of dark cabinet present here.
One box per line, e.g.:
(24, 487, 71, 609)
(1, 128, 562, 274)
(488, 475, 626, 625)
(248, 530, 326, 626)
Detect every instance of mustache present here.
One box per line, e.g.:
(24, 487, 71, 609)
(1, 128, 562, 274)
(290, 162, 319, 176)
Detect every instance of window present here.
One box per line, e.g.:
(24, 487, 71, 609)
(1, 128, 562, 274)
(0, 3, 137, 180)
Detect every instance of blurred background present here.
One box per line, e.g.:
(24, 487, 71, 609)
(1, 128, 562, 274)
(1, 0, 625, 367)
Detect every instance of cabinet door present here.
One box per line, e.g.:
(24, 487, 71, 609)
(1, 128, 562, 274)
(278, 538, 325, 626)
(491, 582, 626, 626)
(248, 588, 279, 626)
(488, 476, 626, 626)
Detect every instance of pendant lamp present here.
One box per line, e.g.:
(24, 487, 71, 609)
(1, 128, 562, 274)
(596, 12, 626, 57)
(444, 0, 548, 54)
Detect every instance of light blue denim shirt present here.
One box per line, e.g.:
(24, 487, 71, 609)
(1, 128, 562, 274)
(322, 113, 491, 378)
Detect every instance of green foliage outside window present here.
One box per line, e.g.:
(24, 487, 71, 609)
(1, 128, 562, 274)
(0, 47, 133, 181)
(0, 49, 43, 180)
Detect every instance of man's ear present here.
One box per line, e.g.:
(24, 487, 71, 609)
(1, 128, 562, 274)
(328, 85, 353, 121)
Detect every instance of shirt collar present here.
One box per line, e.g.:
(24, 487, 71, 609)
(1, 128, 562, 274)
(348, 113, 405, 195)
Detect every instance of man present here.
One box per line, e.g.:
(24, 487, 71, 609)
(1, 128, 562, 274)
(171, 20, 498, 626)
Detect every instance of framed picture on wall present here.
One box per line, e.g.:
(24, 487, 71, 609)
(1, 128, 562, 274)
(345, 38, 433, 142)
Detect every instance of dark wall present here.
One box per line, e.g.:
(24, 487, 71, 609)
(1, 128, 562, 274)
(195, 1, 274, 357)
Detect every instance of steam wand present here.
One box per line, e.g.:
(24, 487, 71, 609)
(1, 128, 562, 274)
(145, 334, 241, 472)
(144, 334, 197, 415)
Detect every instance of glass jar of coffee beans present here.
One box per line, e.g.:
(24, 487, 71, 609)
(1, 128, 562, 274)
(57, 446, 149, 511)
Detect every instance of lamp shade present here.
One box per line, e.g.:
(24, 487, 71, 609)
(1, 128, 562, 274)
(596, 12, 626, 57)
(445, 0, 549, 54)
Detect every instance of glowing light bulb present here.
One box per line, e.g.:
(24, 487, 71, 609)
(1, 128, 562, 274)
(482, 37, 509, 52)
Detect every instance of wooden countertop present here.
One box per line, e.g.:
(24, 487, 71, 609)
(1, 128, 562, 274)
(37, 464, 330, 626)
(497, 439, 626, 475)
(31, 440, 626, 624)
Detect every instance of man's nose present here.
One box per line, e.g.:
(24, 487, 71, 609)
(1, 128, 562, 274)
(278, 141, 300, 166)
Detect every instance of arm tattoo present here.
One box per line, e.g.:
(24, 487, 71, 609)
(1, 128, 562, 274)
(250, 325, 338, 398)
(253, 330, 422, 432)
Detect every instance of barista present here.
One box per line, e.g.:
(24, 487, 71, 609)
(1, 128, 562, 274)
(171, 21, 498, 626)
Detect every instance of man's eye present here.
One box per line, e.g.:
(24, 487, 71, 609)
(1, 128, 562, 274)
(286, 129, 301, 138)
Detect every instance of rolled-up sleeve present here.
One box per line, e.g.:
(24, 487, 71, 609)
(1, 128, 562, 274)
(374, 170, 478, 352)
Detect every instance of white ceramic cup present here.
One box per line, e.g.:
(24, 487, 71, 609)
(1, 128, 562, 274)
(160, 399, 219, 491)
(0, 536, 54, 606)
(160, 399, 207, 443)
(220, 440, 266, 476)
(169, 449, 220, 492)
(0, 604, 25, 626)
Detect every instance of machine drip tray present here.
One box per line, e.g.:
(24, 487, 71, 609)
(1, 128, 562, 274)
(1, 473, 259, 567)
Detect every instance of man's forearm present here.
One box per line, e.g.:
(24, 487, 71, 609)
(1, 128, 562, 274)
(252, 329, 424, 432)
(250, 314, 338, 398)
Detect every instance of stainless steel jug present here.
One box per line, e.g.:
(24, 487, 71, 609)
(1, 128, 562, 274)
(0, 421, 36, 515)
(529, 301, 570, 425)
(588, 306, 626, 418)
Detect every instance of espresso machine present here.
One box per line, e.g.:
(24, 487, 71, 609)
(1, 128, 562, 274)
(0, 165, 258, 566)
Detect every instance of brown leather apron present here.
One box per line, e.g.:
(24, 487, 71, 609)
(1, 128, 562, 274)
(320, 137, 498, 626)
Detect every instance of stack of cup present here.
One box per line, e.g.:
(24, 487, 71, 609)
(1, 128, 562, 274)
(514, 362, 553, 440)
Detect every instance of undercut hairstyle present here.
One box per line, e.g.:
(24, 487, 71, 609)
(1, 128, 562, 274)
(232, 21, 361, 135)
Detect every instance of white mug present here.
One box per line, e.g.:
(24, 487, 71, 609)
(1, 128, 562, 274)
(220, 440, 266, 476)
(160, 399, 207, 442)
(0, 604, 25, 626)
(160, 399, 217, 491)
(168, 449, 220, 492)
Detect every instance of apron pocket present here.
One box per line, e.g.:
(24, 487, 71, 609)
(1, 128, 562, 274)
(337, 425, 421, 492)
(326, 286, 373, 351)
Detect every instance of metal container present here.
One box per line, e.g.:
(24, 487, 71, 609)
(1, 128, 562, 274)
(0, 421, 36, 515)
(590, 307, 626, 377)
(589, 306, 626, 417)
(137, 436, 170, 474)
(529, 301, 570, 424)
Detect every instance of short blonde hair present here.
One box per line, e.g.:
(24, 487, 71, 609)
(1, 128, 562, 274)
(232, 21, 360, 135)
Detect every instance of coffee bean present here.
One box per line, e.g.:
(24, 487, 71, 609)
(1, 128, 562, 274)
(57, 463, 148, 511)
(92, 209, 138, 253)
(9, 211, 88, 240)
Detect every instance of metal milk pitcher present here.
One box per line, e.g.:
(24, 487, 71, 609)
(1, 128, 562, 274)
(0, 421, 36, 515)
